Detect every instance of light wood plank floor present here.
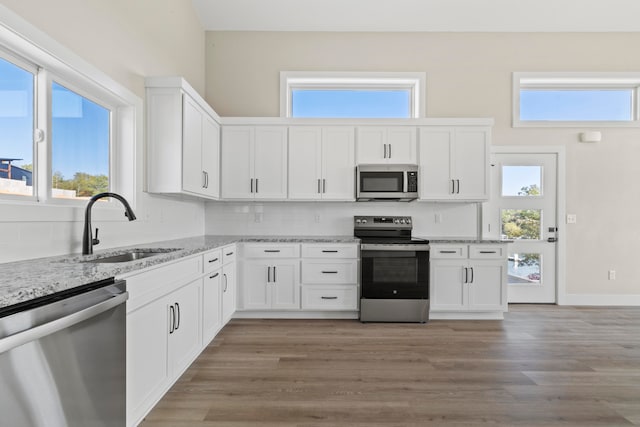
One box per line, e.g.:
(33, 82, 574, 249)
(141, 305, 640, 426)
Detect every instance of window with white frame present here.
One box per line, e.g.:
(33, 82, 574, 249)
(0, 29, 136, 205)
(513, 72, 640, 127)
(280, 72, 426, 118)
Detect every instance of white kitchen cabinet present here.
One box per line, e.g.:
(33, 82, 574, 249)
(430, 243, 507, 317)
(202, 248, 222, 345)
(288, 126, 355, 200)
(300, 243, 359, 311)
(146, 78, 220, 200)
(221, 126, 288, 200)
(356, 126, 417, 164)
(221, 245, 237, 324)
(125, 255, 203, 427)
(418, 126, 490, 201)
(240, 243, 300, 311)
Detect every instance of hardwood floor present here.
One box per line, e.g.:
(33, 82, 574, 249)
(141, 305, 640, 426)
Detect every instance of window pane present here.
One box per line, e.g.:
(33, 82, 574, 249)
(502, 166, 542, 197)
(508, 253, 541, 285)
(291, 89, 411, 118)
(501, 209, 541, 240)
(0, 57, 34, 197)
(51, 82, 109, 199)
(520, 89, 633, 121)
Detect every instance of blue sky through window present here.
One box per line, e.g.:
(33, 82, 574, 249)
(292, 89, 411, 118)
(520, 89, 633, 121)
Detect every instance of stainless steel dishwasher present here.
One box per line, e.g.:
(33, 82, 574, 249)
(0, 278, 128, 427)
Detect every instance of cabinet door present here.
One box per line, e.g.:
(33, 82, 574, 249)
(127, 298, 170, 424)
(182, 94, 204, 195)
(221, 127, 253, 199)
(430, 260, 466, 310)
(467, 260, 506, 311)
(254, 127, 288, 199)
(356, 127, 386, 164)
(452, 127, 489, 200)
(222, 262, 237, 323)
(167, 280, 202, 375)
(241, 261, 270, 310)
(419, 127, 454, 200)
(322, 127, 355, 200)
(202, 270, 222, 345)
(271, 262, 300, 310)
(386, 127, 416, 163)
(289, 127, 322, 200)
(201, 114, 220, 199)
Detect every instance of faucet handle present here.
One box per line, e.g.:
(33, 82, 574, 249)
(92, 227, 100, 245)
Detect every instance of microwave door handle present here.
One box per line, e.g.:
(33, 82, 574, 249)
(403, 171, 408, 193)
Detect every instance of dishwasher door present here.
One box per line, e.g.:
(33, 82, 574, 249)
(0, 278, 128, 427)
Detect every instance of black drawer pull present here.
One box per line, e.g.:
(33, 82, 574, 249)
(210, 272, 219, 279)
(321, 271, 338, 274)
(440, 250, 458, 254)
(264, 250, 281, 253)
(208, 258, 219, 263)
(479, 251, 497, 254)
(321, 296, 338, 300)
(226, 252, 234, 256)
(322, 250, 339, 253)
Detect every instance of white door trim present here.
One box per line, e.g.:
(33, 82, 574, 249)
(490, 145, 567, 305)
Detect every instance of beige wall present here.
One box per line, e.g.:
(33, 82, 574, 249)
(1, 0, 206, 97)
(205, 31, 640, 297)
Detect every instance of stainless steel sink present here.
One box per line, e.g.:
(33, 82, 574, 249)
(83, 249, 180, 263)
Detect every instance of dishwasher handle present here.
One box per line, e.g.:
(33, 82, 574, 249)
(0, 291, 128, 354)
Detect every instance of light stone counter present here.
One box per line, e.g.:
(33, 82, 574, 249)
(0, 235, 358, 311)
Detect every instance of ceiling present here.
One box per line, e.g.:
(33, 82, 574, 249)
(192, 0, 640, 32)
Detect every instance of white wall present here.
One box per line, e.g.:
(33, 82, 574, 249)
(0, 1, 207, 262)
(205, 202, 478, 238)
(203, 31, 640, 298)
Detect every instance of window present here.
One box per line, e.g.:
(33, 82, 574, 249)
(281, 72, 426, 118)
(0, 18, 138, 208)
(513, 72, 640, 127)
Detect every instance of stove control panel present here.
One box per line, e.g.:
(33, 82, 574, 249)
(354, 216, 413, 229)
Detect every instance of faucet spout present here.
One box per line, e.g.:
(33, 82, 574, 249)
(82, 192, 137, 255)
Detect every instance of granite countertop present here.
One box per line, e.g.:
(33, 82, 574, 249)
(0, 235, 358, 311)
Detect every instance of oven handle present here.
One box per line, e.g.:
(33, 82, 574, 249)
(361, 244, 430, 252)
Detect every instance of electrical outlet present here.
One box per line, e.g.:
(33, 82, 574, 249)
(314, 214, 321, 223)
(608, 270, 616, 280)
(567, 214, 577, 224)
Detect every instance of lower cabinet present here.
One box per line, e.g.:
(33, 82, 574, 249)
(202, 268, 222, 345)
(430, 243, 508, 317)
(222, 260, 237, 323)
(242, 259, 300, 310)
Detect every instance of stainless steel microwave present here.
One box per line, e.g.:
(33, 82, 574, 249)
(356, 164, 419, 201)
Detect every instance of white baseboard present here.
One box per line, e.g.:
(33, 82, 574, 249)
(561, 294, 640, 306)
(429, 311, 505, 320)
(233, 310, 360, 319)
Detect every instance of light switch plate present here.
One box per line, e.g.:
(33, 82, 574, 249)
(567, 214, 577, 224)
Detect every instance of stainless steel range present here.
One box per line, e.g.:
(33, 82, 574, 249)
(355, 216, 430, 323)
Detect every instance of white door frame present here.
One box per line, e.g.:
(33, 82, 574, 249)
(490, 145, 567, 305)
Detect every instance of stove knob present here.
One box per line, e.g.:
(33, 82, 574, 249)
(406, 218, 412, 224)
(355, 219, 361, 224)
(361, 219, 367, 224)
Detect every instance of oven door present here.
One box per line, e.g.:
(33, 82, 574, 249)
(360, 245, 429, 299)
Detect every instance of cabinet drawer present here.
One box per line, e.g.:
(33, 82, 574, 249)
(430, 245, 468, 259)
(242, 243, 300, 258)
(203, 248, 222, 273)
(301, 243, 358, 259)
(301, 260, 358, 284)
(469, 245, 506, 259)
(302, 285, 358, 310)
(222, 244, 237, 264)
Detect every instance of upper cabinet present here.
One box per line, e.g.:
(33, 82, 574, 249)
(356, 126, 417, 164)
(418, 126, 490, 201)
(146, 77, 221, 200)
(288, 126, 355, 201)
(221, 126, 288, 200)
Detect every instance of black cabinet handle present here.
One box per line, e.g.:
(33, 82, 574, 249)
(388, 144, 392, 159)
(209, 257, 219, 263)
(479, 251, 496, 254)
(250, 178, 254, 193)
(321, 296, 338, 300)
(264, 249, 281, 253)
(464, 267, 468, 284)
(223, 274, 228, 292)
(322, 250, 338, 253)
(451, 179, 455, 194)
(169, 305, 175, 334)
(440, 250, 457, 254)
(321, 271, 338, 274)
(267, 266, 271, 283)
(256, 178, 259, 193)
(226, 252, 234, 256)
(210, 272, 219, 279)
(175, 303, 180, 331)
(470, 268, 474, 284)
